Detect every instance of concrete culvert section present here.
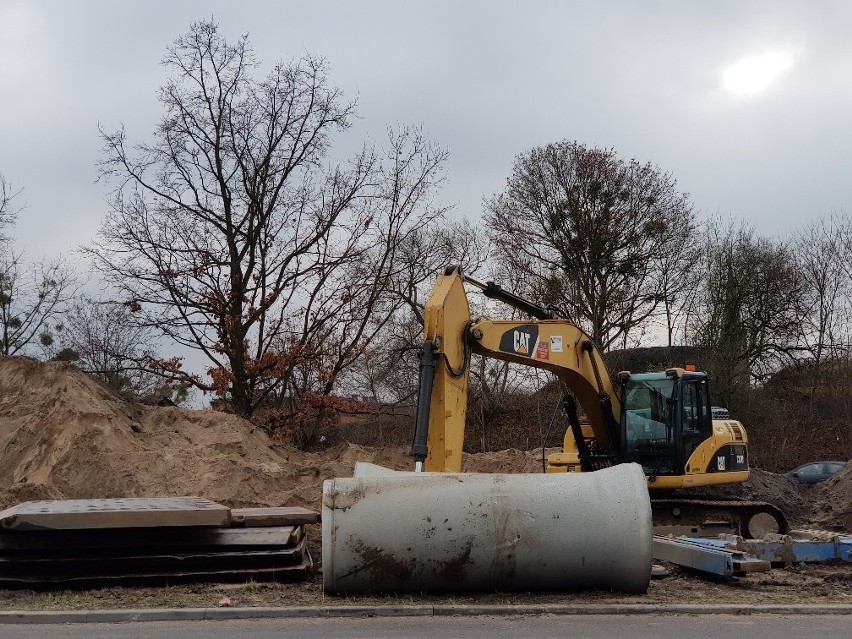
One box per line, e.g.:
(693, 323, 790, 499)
(322, 463, 652, 594)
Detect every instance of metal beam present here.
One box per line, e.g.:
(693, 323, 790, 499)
(652, 535, 770, 578)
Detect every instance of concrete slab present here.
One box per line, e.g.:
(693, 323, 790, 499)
(0, 498, 231, 531)
(230, 507, 319, 527)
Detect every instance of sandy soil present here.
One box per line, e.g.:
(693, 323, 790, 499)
(0, 356, 850, 609)
(0, 357, 586, 512)
(813, 463, 852, 531)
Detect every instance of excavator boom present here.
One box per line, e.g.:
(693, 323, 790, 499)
(411, 267, 622, 472)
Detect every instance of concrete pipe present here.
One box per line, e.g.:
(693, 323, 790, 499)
(322, 463, 652, 594)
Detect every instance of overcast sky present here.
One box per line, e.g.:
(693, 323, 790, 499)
(2, 0, 851, 263)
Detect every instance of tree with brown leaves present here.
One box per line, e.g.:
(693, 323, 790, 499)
(89, 21, 450, 428)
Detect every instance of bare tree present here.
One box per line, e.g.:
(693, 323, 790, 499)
(795, 215, 851, 367)
(0, 174, 21, 242)
(656, 220, 702, 347)
(0, 251, 75, 356)
(253, 127, 456, 443)
(89, 21, 450, 424)
(485, 140, 696, 351)
(687, 219, 804, 400)
(0, 175, 75, 357)
(55, 295, 188, 400)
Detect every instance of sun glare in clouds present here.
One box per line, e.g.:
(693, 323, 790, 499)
(722, 50, 795, 97)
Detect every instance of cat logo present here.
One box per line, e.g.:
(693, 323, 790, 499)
(498, 325, 539, 357)
(513, 330, 531, 354)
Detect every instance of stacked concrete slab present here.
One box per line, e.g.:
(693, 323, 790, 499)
(0, 497, 318, 587)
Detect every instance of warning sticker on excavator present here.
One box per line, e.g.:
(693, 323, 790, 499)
(535, 342, 550, 360)
(550, 336, 563, 352)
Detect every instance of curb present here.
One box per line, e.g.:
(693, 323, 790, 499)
(2, 604, 852, 624)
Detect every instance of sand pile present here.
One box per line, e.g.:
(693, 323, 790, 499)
(0, 357, 304, 509)
(0, 357, 538, 511)
(811, 461, 852, 531)
(1, 356, 849, 532)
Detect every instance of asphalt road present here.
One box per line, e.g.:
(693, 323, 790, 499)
(1, 615, 850, 638)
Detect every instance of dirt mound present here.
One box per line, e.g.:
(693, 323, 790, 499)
(0, 357, 299, 509)
(811, 461, 852, 531)
(0, 357, 550, 511)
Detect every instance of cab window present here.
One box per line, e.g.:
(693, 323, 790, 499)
(623, 379, 676, 473)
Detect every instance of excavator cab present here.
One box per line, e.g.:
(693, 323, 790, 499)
(620, 371, 712, 477)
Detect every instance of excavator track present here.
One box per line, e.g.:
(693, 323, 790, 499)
(651, 497, 789, 539)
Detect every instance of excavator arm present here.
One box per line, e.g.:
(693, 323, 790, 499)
(410, 266, 622, 473)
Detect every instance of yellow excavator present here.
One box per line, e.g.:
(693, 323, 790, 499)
(410, 266, 786, 538)
(321, 267, 785, 595)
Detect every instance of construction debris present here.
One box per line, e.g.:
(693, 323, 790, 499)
(721, 530, 852, 565)
(653, 529, 852, 578)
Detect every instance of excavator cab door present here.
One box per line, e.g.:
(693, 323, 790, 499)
(620, 375, 678, 475)
(676, 375, 713, 470)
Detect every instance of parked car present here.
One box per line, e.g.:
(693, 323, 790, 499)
(784, 461, 846, 485)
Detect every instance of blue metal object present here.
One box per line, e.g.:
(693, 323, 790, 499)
(654, 531, 852, 578)
(652, 535, 770, 578)
(717, 532, 852, 565)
